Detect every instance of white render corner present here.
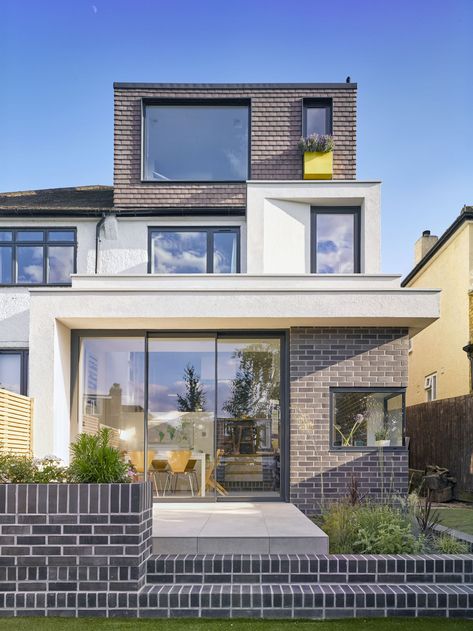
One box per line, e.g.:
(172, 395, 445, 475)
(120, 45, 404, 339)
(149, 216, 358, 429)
(246, 180, 381, 275)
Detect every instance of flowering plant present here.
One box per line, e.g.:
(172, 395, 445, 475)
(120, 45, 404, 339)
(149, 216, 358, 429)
(334, 413, 365, 447)
(298, 133, 334, 154)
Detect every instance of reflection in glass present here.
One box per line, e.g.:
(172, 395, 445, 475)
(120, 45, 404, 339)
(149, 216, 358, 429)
(144, 105, 249, 181)
(17, 246, 44, 283)
(0, 247, 13, 283)
(0, 354, 22, 394)
(333, 391, 404, 448)
(0, 232, 12, 242)
(17, 231, 43, 241)
(213, 231, 238, 273)
(316, 213, 355, 273)
(306, 105, 330, 135)
(48, 231, 76, 242)
(79, 338, 145, 470)
(48, 246, 74, 283)
(217, 338, 281, 498)
(148, 338, 215, 498)
(151, 231, 207, 274)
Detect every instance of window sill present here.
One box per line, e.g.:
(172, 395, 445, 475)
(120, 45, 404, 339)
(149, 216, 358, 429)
(330, 446, 407, 453)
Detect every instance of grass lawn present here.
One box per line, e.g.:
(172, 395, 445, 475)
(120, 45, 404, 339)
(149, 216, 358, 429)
(0, 619, 471, 630)
(438, 507, 473, 536)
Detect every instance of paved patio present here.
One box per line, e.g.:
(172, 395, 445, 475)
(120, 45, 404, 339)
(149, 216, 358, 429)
(152, 502, 329, 554)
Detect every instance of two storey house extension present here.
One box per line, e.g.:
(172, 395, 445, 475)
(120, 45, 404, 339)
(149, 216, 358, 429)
(0, 82, 439, 514)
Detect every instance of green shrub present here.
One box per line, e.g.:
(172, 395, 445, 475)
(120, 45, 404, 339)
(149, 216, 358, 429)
(353, 504, 424, 554)
(0, 451, 65, 483)
(320, 502, 358, 553)
(67, 428, 131, 483)
(435, 532, 469, 554)
(320, 500, 426, 554)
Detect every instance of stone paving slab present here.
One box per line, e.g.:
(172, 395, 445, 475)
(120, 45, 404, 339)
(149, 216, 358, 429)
(152, 502, 329, 554)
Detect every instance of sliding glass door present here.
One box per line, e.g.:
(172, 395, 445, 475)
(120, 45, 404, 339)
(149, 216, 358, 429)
(147, 337, 216, 499)
(77, 332, 284, 501)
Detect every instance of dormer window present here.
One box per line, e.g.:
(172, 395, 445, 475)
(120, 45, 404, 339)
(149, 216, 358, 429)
(303, 99, 332, 136)
(143, 100, 250, 182)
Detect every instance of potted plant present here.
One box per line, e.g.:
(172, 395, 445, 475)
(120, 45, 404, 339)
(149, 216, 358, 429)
(375, 427, 391, 447)
(298, 133, 334, 180)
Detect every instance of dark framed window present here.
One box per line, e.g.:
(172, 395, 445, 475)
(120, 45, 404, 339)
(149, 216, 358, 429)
(303, 99, 332, 136)
(0, 228, 76, 285)
(311, 207, 360, 274)
(143, 99, 250, 182)
(0, 349, 28, 395)
(148, 227, 240, 274)
(331, 387, 405, 449)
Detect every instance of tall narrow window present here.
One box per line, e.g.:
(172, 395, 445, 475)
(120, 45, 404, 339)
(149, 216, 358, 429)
(149, 227, 240, 274)
(311, 207, 360, 273)
(303, 99, 332, 136)
(425, 373, 437, 401)
(143, 101, 250, 181)
(0, 229, 76, 285)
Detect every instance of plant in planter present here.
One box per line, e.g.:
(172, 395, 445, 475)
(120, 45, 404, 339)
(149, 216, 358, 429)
(375, 427, 391, 447)
(298, 133, 334, 180)
(67, 428, 132, 483)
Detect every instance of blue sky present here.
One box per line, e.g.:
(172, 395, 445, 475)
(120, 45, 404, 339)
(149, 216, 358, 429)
(1, 0, 472, 276)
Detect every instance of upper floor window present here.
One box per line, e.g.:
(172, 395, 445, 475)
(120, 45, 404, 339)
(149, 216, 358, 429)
(303, 99, 332, 136)
(311, 207, 360, 274)
(0, 228, 76, 285)
(143, 101, 250, 182)
(0, 350, 28, 395)
(149, 227, 240, 274)
(425, 373, 437, 402)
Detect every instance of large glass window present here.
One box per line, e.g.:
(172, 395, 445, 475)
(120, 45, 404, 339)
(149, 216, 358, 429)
(0, 350, 28, 395)
(303, 100, 332, 136)
(150, 227, 240, 274)
(143, 102, 249, 181)
(332, 389, 404, 449)
(0, 229, 76, 285)
(311, 207, 360, 273)
(79, 337, 145, 460)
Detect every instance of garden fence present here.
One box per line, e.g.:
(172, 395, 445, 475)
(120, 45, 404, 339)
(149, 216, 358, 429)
(0, 387, 34, 454)
(406, 394, 473, 497)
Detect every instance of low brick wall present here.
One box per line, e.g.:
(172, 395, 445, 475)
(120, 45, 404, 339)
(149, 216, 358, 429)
(0, 482, 152, 593)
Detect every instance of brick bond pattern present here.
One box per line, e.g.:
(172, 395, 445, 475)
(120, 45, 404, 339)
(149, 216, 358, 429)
(0, 482, 152, 594)
(113, 85, 357, 209)
(289, 327, 409, 514)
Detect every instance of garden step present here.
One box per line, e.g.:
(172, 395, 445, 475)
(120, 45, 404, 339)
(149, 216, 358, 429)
(146, 553, 473, 585)
(138, 583, 473, 618)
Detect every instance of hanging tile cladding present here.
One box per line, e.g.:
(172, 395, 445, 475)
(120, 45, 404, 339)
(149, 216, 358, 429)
(113, 86, 357, 209)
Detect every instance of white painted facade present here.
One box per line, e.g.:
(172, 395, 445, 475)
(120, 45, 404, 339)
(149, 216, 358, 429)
(0, 179, 440, 459)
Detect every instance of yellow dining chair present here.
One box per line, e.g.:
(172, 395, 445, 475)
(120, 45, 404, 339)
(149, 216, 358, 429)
(128, 451, 158, 495)
(163, 450, 194, 496)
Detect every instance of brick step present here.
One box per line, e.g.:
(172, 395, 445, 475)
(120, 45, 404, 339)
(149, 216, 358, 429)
(1, 585, 472, 618)
(138, 583, 473, 618)
(146, 553, 473, 585)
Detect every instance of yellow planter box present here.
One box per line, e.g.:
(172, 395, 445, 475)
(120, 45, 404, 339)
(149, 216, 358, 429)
(303, 150, 333, 180)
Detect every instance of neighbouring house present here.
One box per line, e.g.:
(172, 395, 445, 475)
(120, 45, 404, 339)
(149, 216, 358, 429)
(402, 207, 473, 405)
(0, 81, 439, 514)
(402, 207, 473, 500)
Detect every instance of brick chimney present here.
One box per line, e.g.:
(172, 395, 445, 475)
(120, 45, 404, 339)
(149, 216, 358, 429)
(414, 230, 438, 264)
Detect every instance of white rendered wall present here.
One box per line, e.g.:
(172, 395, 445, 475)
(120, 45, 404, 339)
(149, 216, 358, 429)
(246, 181, 381, 274)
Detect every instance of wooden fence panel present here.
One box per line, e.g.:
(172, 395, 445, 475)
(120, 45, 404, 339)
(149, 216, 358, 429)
(0, 388, 34, 454)
(406, 394, 473, 495)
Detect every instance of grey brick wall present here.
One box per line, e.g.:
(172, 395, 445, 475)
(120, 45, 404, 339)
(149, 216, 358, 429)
(289, 327, 409, 513)
(113, 85, 357, 209)
(0, 482, 152, 593)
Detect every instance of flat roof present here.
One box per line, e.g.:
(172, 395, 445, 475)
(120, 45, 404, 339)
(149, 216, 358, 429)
(114, 82, 357, 90)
